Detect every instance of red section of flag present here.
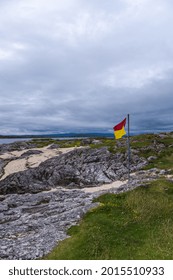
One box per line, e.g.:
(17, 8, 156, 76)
(113, 118, 126, 131)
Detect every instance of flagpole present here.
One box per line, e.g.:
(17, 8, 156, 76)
(127, 114, 131, 182)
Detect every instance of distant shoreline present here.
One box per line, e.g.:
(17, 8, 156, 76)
(0, 133, 114, 139)
(0, 130, 171, 139)
(0, 131, 172, 146)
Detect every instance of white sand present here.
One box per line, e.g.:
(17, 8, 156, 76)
(83, 180, 127, 193)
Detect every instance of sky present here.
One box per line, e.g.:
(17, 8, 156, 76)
(0, 0, 173, 135)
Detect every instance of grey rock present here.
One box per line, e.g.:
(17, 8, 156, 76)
(80, 139, 92, 145)
(0, 188, 96, 260)
(91, 139, 102, 144)
(147, 156, 157, 162)
(0, 141, 38, 154)
(0, 147, 147, 195)
(0, 166, 170, 260)
(0, 159, 9, 177)
(158, 134, 167, 138)
(159, 169, 167, 175)
(20, 150, 43, 158)
(0, 141, 160, 260)
(47, 144, 60, 149)
(148, 168, 160, 173)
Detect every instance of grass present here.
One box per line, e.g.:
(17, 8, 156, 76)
(89, 138, 116, 151)
(28, 138, 58, 148)
(29, 138, 84, 148)
(130, 133, 173, 171)
(44, 179, 173, 260)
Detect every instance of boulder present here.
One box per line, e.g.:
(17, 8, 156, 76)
(20, 150, 43, 158)
(147, 156, 157, 162)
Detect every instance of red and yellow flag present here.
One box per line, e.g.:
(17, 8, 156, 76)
(113, 118, 126, 139)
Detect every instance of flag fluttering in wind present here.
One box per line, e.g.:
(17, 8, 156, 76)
(113, 118, 126, 139)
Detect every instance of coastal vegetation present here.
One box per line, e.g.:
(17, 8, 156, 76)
(44, 178, 173, 260)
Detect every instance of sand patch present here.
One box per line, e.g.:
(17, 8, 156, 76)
(83, 180, 127, 193)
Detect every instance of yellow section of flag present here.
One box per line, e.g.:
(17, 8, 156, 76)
(113, 118, 126, 139)
(114, 126, 126, 139)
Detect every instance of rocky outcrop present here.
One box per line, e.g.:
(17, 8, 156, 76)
(20, 150, 43, 158)
(0, 188, 96, 259)
(0, 141, 38, 154)
(47, 143, 60, 149)
(0, 168, 171, 260)
(0, 140, 154, 260)
(0, 159, 9, 178)
(0, 147, 147, 195)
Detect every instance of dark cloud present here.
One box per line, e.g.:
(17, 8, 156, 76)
(0, 0, 173, 135)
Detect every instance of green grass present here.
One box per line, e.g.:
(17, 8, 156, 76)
(131, 134, 173, 171)
(44, 179, 173, 260)
(29, 138, 58, 148)
(29, 138, 84, 148)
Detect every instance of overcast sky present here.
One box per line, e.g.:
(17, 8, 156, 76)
(0, 0, 173, 135)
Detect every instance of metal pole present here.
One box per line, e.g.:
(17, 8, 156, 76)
(127, 114, 131, 182)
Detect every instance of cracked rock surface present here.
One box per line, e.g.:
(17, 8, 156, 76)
(0, 147, 147, 195)
(0, 188, 97, 260)
(0, 141, 148, 259)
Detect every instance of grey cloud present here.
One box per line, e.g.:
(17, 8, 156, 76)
(0, 0, 173, 135)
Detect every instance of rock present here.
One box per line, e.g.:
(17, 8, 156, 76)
(0, 141, 38, 154)
(0, 174, 154, 260)
(147, 156, 157, 162)
(159, 169, 167, 175)
(0, 159, 9, 178)
(0, 164, 170, 260)
(130, 148, 139, 154)
(0, 147, 147, 195)
(91, 139, 102, 144)
(20, 150, 43, 158)
(157, 143, 165, 149)
(158, 134, 166, 138)
(0, 169, 51, 195)
(47, 144, 60, 149)
(148, 168, 160, 174)
(80, 139, 92, 145)
(0, 188, 96, 260)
